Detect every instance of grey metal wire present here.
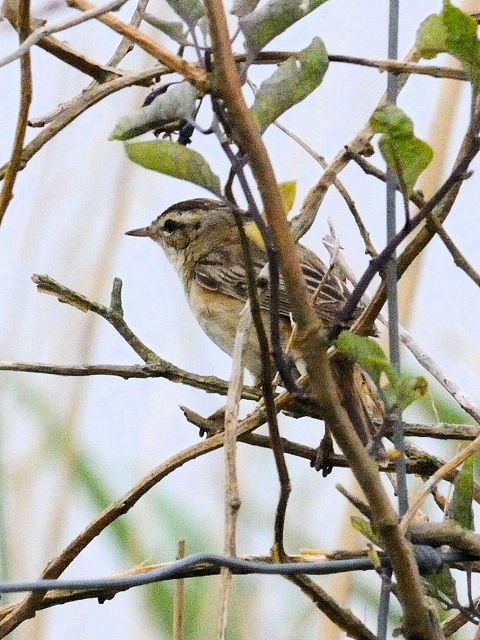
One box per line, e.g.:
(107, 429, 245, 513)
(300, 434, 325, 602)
(379, 1, 402, 637)
(0, 549, 467, 595)
(385, 0, 409, 519)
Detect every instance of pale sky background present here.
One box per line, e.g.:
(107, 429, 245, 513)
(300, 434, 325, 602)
(1, 0, 479, 638)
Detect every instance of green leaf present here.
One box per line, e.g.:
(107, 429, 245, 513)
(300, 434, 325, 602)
(125, 140, 222, 196)
(251, 37, 328, 132)
(350, 516, 380, 546)
(427, 565, 458, 603)
(384, 374, 428, 412)
(230, 0, 259, 17)
(371, 104, 433, 196)
(165, 0, 204, 23)
(448, 455, 475, 530)
(239, 0, 329, 54)
(142, 14, 185, 44)
(109, 83, 198, 141)
(336, 331, 397, 386)
(416, 1, 480, 91)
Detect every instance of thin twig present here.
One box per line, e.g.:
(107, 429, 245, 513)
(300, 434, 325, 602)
(345, 146, 425, 209)
(0, 65, 164, 181)
(3, 357, 479, 441)
(216, 304, 248, 640)
(426, 215, 480, 288)
(401, 432, 480, 533)
(399, 327, 480, 424)
(273, 120, 377, 257)
(196, 7, 442, 637)
(0, 360, 261, 399)
(0, 0, 128, 69)
(356, 97, 480, 333)
(442, 597, 480, 637)
(173, 539, 186, 640)
(283, 573, 377, 640)
(1, 0, 123, 82)
(66, 0, 207, 91)
(0, 0, 32, 224)
(0, 399, 273, 637)
(106, 0, 150, 66)
(241, 51, 469, 82)
(329, 134, 480, 338)
(289, 46, 421, 242)
(228, 201, 291, 555)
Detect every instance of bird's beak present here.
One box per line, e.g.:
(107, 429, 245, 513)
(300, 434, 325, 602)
(125, 226, 152, 237)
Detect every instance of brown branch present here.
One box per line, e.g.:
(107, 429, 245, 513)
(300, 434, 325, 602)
(173, 540, 186, 640)
(0, 0, 32, 225)
(0, 554, 380, 640)
(245, 51, 469, 82)
(225, 177, 292, 555)
(442, 598, 480, 637)
(66, 0, 207, 91)
(284, 573, 376, 640)
(0, 361, 261, 400)
(356, 97, 480, 333)
(273, 121, 377, 257)
(0, 404, 268, 636)
(216, 306, 247, 639)
(0, 65, 164, 180)
(0, 0, 128, 71)
(345, 145, 425, 209)
(329, 135, 480, 337)
(106, 0, 149, 67)
(4, 357, 478, 441)
(401, 427, 480, 533)
(408, 521, 480, 556)
(289, 46, 421, 245)
(200, 10, 442, 635)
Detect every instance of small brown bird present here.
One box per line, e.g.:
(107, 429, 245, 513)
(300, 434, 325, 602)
(126, 198, 381, 463)
(125, 198, 359, 376)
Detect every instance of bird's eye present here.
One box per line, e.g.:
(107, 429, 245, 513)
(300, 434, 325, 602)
(163, 218, 179, 234)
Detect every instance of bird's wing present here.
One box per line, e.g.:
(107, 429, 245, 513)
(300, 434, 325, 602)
(193, 243, 352, 326)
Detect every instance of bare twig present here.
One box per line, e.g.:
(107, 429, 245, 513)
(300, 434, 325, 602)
(442, 597, 480, 637)
(284, 573, 377, 640)
(0, 361, 261, 400)
(401, 432, 480, 533)
(409, 521, 480, 556)
(173, 540, 186, 640)
(216, 305, 248, 640)
(66, 0, 207, 91)
(426, 215, 480, 288)
(4, 355, 478, 442)
(273, 121, 377, 257)
(0, 65, 164, 180)
(0, 401, 270, 636)
(0, 0, 127, 69)
(243, 51, 469, 82)
(345, 146, 425, 209)
(200, 6, 442, 637)
(0, 0, 32, 224)
(106, 0, 150, 66)
(1, 0, 123, 82)
(330, 134, 480, 337)
(356, 98, 480, 333)
(289, 47, 422, 242)
(399, 327, 480, 424)
(228, 197, 292, 555)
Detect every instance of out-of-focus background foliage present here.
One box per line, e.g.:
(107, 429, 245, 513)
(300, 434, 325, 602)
(1, 0, 479, 638)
